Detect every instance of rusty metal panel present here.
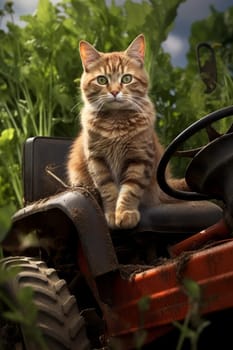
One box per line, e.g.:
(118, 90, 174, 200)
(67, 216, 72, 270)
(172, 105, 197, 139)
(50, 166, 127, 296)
(104, 239, 233, 347)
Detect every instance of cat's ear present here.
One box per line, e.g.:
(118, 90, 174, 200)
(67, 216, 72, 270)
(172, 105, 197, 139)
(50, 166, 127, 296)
(125, 34, 145, 64)
(79, 40, 101, 70)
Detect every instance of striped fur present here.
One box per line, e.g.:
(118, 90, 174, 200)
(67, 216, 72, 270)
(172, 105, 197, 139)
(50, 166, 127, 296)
(67, 34, 187, 229)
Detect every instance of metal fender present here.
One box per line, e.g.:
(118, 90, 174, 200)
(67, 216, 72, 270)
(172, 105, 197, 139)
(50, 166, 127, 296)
(2, 188, 118, 277)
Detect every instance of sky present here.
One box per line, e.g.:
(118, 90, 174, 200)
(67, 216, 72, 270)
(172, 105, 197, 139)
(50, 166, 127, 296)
(163, 0, 233, 66)
(0, 0, 233, 66)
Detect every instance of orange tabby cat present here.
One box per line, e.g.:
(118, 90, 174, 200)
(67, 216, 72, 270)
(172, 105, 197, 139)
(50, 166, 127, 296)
(67, 34, 186, 229)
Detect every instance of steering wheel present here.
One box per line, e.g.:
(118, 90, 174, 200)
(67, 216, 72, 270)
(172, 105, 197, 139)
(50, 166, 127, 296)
(157, 105, 233, 200)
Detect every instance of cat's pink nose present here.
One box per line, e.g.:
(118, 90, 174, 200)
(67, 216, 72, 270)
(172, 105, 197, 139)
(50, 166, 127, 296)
(111, 90, 119, 97)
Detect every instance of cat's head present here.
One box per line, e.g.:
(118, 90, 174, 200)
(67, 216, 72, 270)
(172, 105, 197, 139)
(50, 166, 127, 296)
(79, 34, 149, 112)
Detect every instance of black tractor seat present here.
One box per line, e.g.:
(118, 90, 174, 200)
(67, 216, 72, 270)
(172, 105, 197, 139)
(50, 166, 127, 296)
(137, 200, 222, 235)
(110, 201, 223, 265)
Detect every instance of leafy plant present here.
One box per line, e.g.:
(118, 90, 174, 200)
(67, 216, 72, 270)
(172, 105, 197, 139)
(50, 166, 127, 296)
(174, 278, 210, 350)
(0, 0, 185, 213)
(134, 296, 151, 349)
(0, 266, 47, 349)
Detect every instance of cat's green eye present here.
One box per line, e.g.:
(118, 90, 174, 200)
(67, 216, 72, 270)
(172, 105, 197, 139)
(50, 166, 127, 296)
(121, 74, 133, 84)
(97, 75, 108, 85)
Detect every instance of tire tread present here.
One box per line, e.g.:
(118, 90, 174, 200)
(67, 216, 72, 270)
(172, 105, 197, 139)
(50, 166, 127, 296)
(0, 256, 91, 350)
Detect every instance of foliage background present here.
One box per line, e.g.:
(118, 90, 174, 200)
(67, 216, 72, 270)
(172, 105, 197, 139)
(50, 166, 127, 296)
(0, 1, 232, 348)
(0, 0, 233, 237)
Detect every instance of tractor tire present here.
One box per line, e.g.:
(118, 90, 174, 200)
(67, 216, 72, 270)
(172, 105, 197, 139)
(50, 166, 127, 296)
(0, 256, 91, 350)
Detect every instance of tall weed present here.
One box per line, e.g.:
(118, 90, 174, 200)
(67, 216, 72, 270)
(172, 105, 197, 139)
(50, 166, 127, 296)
(0, 0, 184, 213)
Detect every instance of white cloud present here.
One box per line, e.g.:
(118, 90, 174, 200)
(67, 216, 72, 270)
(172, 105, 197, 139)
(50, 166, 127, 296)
(162, 33, 185, 58)
(0, 0, 61, 29)
(0, 0, 61, 15)
(177, 0, 233, 23)
(12, 0, 38, 14)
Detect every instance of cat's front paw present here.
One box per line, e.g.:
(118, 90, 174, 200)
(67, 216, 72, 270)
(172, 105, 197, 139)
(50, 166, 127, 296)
(115, 209, 140, 229)
(105, 211, 116, 229)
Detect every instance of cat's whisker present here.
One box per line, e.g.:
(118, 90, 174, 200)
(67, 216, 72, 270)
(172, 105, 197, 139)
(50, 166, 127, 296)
(88, 94, 149, 114)
(88, 94, 107, 102)
(88, 95, 109, 111)
(96, 102, 105, 112)
(71, 101, 83, 113)
(132, 96, 149, 108)
(94, 98, 107, 112)
(124, 96, 146, 113)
